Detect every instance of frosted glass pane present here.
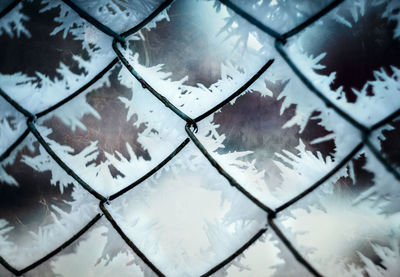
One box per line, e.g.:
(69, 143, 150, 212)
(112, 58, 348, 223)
(194, 59, 362, 209)
(282, 0, 400, 127)
(69, 0, 165, 33)
(0, 97, 25, 155)
(116, 0, 275, 118)
(106, 142, 266, 276)
(211, 230, 312, 277)
(274, 148, 400, 276)
(36, 62, 187, 197)
(371, 115, 400, 174)
(229, 0, 334, 34)
(0, 0, 115, 114)
(0, 134, 98, 269)
(24, 218, 158, 277)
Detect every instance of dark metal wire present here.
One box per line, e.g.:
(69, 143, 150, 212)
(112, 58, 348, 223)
(200, 226, 268, 277)
(108, 138, 190, 201)
(99, 202, 166, 277)
(0, 88, 35, 120)
(185, 123, 275, 215)
(36, 58, 119, 118)
(216, 0, 400, 276)
(27, 119, 107, 201)
(1, 0, 399, 276)
(0, 128, 29, 162)
(0, 214, 102, 276)
(60, 0, 125, 44)
(267, 215, 323, 277)
(0, 0, 22, 20)
(194, 59, 274, 122)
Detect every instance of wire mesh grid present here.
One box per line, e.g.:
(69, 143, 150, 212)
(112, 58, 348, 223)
(0, 0, 399, 276)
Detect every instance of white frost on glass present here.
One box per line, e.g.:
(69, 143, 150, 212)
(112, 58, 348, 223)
(0, 98, 26, 156)
(0, 135, 98, 269)
(0, 0, 115, 114)
(275, 148, 400, 276)
(195, 59, 361, 209)
(120, 0, 275, 118)
(26, 218, 157, 277)
(332, 0, 366, 27)
(352, 148, 400, 214)
(70, 0, 165, 33)
(377, 0, 400, 38)
(0, 2, 30, 38)
(0, 133, 36, 185)
(287, 40, 400, 127)
(212, 230, 313, 277)
(370, 116, 400, 174)
(226, 0, 333, 34)
(358, 240, 400, 277)
(36, 64, 186, 197)
(285, 0, 400, 127)
(107, 142, 266, 276)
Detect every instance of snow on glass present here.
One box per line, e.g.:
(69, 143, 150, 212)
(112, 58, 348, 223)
(0, 0, 399, 276)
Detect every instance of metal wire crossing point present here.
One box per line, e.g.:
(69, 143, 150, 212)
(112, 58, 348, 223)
(0, 0, 399, 276)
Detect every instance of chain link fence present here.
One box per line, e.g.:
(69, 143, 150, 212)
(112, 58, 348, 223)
(0, 0, 399, 276)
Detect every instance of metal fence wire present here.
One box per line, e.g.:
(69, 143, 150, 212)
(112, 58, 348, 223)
(0, 0, 399, 276)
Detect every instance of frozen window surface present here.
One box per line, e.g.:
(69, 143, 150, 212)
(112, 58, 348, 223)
(0, 0, 399, 276)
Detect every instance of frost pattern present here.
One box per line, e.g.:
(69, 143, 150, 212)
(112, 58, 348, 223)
(0, 2, 30, 38)
(0, 99, 26, 155)
(277, 149, 400, 276)
(0, 0, 115, 113)
(223, 0, 333, 34)
(121, 0, 274, 118)
(0, 136, 98, 268)
(286, 41, 400, 127)
(29, 219, 157, 277)
(195, 59, 360, 209)
(378, 0, 400, 38)
(285, 0, 400, 126)
(108, 142, 266, 276)
(0, 0, 399, 275)
(37, 64, 186, 196)
(70, 0, 165, 33)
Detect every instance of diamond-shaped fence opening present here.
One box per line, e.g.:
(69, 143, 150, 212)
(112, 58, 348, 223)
(0, 0, 400, 276)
